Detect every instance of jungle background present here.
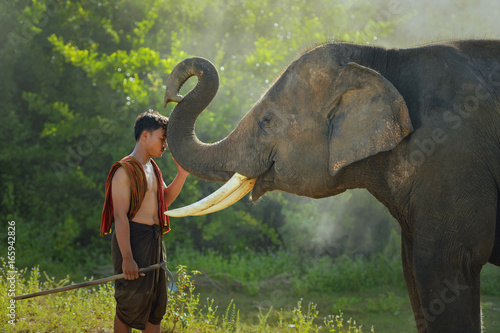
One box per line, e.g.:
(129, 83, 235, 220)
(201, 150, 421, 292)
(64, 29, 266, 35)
(1, 0, 500, 332)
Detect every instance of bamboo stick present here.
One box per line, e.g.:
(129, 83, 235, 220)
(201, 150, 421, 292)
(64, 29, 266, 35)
(12, 261, 166, 301)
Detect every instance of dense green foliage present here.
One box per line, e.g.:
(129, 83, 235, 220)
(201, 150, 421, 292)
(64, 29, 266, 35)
(0, 0, 402, 278)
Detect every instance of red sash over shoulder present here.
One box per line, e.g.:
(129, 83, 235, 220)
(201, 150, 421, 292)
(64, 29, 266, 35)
(100, 156, 170, 236)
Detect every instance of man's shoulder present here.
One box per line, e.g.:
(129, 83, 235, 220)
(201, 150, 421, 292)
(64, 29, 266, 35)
(112, 156, 140, 171)
(119, 155, 135, 164)
(108, 156, 135, 182)
(111, 165, 130, 184)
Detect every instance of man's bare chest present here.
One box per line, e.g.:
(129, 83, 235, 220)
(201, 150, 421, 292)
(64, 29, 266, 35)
(143, 164, 158, 194)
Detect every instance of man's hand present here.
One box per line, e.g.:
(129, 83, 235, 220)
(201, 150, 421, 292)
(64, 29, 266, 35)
(122, 257, 145, 280)
(165, 157, 190, 207)
(173, 157, 189, 178)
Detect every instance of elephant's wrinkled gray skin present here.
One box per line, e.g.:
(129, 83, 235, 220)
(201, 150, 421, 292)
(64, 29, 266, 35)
(164, 40, 500, 332)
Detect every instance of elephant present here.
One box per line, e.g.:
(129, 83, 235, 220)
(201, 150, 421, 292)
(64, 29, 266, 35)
(163, 40, 500, 332)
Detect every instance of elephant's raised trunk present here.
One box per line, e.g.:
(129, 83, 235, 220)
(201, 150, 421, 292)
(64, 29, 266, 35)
(164, 57, 230, 181)
(164, 57, 255, 216)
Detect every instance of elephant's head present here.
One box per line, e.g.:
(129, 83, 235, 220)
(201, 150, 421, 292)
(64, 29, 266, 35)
(164, 44, 413, 216)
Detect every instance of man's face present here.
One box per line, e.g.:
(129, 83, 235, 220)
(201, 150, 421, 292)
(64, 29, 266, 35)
(145, 128, 167, 158)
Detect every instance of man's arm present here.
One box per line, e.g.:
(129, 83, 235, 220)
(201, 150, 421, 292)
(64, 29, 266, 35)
(111, 167, 142, 280)
(164, 158, 189, 207)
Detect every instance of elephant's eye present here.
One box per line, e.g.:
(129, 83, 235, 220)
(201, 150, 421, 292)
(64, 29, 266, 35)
(259, 115, 275, 132)
(262, 116, 272, 125)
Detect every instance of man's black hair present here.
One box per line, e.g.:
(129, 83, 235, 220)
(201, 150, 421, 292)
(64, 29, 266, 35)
(134, 110, 169, 141)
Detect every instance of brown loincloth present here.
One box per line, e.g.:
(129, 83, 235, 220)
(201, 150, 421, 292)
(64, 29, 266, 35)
(111, 221, 167, 330)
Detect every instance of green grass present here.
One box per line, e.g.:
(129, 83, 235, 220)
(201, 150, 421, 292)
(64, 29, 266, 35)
(1, 252, 499, 332)
(193, 274, 500, 333)
(1, 265, 116, 332)
(1, 263, 367, 332)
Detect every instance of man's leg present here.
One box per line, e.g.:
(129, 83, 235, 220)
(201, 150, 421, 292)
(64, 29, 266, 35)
(114, 314, 132, 333)
(143, 321, 161, 333)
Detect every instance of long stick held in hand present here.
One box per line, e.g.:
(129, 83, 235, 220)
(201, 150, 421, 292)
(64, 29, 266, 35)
(12, 261, 167, 301)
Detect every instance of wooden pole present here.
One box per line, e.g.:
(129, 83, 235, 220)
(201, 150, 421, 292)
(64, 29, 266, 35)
(12, 261, 166, 301)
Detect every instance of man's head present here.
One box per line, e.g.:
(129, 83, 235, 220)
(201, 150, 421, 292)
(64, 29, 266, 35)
(134, 110, 169, 158)
(134, 110, 169, 141)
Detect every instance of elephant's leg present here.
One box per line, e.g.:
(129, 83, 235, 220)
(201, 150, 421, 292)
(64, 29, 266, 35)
(402, 163, 498, 332)
(411, 209, 495, 332)
(413, 249, 482, 332)
(401, 235, 428, 332)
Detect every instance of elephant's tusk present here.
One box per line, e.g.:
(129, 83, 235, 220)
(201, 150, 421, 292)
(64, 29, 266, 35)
(165, 173, 255, 217)
(191, 177, 256, 215)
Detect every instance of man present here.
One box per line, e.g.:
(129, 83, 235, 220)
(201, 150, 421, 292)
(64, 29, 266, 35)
(100, 110, 189, 332)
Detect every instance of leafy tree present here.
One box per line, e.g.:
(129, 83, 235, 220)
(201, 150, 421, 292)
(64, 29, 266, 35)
(0, 0, 400, 278)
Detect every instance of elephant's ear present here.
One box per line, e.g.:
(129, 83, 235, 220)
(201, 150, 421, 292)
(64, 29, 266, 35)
(328, 62, 413, 176)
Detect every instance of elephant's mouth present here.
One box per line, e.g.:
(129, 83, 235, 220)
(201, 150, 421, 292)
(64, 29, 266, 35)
(250, 165, 277, 201)
(165, 173, 257, 217)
